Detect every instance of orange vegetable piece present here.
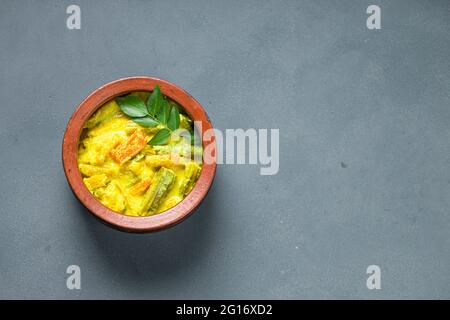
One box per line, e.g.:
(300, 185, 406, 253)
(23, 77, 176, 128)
(129, 179, 152, 195)
(110, 131, 146, 164)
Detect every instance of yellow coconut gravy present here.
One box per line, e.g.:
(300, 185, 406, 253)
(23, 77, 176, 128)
(77, 91, 202, 216)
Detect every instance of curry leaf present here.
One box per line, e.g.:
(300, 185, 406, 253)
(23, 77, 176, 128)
(147, 85, 162, 115)
(167, 105, 180, 131)
(156, 99, 170, 124)
(148, 128, 171, 145)
(116, 86, 181, 145)
(132, 116, 159, 127)
(116, 95, 148, 118)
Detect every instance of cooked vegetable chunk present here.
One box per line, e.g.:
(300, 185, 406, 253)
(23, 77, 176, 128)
(84, 100, 121, 129)
(145, 153, 185, 168)
(83, 174, 109, 192)
(161, 195, 183, 211)
(140, 167, 176, 214)
(128, 178, 152, 195)
(78, 163, 120, 177)
(110, 130, 146, 164)
(98, 181, 126, 213)
(179, 162, 202, 197)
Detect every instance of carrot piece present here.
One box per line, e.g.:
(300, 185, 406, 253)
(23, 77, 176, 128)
(110, 131, 146, 165)
(128, 179, 152, 195)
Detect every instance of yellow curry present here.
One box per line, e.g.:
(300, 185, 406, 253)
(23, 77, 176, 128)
(77, 91, 202, 216)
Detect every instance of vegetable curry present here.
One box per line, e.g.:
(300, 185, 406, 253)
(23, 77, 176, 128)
(77, 90, 202, 216)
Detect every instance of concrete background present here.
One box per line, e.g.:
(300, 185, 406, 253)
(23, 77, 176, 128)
(0, 0, 449, 299)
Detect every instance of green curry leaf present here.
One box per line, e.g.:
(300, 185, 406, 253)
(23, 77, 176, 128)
(147, 85, 162, 115)
(117, 86, 182, 146)
(156, 99, 170, 124)
(148, 128, 171, 145)
(167, 105, 180, 131)
(132, 116, 159, 127)
(117, 95, 148, 118)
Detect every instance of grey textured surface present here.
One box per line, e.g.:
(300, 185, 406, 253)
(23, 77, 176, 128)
(0, 0, 449, 299)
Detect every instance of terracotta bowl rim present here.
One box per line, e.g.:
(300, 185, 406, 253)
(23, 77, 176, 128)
(62, 76, 217, 233)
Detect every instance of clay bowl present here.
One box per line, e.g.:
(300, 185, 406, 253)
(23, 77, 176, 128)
(62, 77, 216, 233)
